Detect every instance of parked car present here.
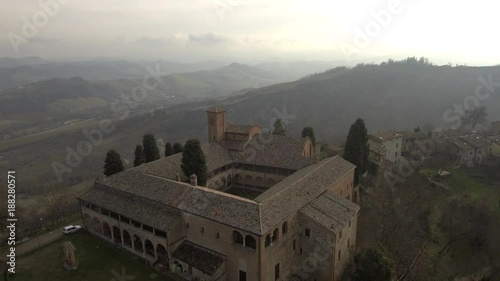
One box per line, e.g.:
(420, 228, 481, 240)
(62, 225, 82, 234)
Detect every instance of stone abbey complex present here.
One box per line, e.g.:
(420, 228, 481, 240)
(78, 106, 360, 281)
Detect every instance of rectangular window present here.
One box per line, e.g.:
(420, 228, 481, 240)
(293, 239, 296, 250)
(200, 227, 204, 234)
(338, 250, 341, 261)
(305, 228, 310, 237)
(216, 232, 220, 239)
(339, 230, 342, 239)
(275, 263, 280, 280)
(239, 270, 247, 281)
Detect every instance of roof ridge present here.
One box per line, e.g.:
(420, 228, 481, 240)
(308, 199, 346, 227)
(256, 156, 338, 202)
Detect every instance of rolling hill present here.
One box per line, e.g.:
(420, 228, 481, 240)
(3, 60, 500, 192)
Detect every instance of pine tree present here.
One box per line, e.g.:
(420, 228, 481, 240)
(143, 133, 160, 163)
(165, 142, 173, 157)
(173, 142, 183, 154)
(104, 149, 124, 176)
(301, 126, 316, 145)
(181, 139, 207, 186)
(133, 145, 145, 167)
(343, 118, 369, 185)
(272, 119, 286, 135)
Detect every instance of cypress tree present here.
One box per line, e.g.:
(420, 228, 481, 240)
(133, 145, 145, 167)
(272, 119, 286, 135)
(143, 133, 160, 162)
(173, 142, 183, 154)
(104, 149, 124, 176)
(181, 139, 207, 186)
(165, 142, 173, 157)
(301, 126, 316, 145)
(343, 118, 369, 185)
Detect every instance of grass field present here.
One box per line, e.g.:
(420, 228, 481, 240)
(492, 144, 500, 155)
(13, 232, 176, 281)
(0, 118, 99, 151)
(420, 166, 500, 214)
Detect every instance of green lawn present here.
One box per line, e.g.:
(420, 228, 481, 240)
(421, 166, 500, 213)
(0, 118, 99, 151)
(13, 232, 176, 281)
(492, 144, 500, 155)
(225, 186, 263, 200)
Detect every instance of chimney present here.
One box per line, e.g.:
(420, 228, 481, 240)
(176, 173, 180, 182)
(189, 174, 198, 186)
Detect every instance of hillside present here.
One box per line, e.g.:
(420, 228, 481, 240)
(0, 62, 288, 139)
(0, 59, 227, 90)
(2, 61, 500, 191)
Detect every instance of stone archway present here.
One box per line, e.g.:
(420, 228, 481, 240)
(123, 230, 132, 248)
(112, 225, 122, 244)
(244, 175, 253, 186)
(234, 174, 242, 184)
(145, 239, 155, 257)
(133, 235, 143, 253)
(255, 177, 264, 187)
(102, 222, 112, 239)
(93, 217, 102, 234)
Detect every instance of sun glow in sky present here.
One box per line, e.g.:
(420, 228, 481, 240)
(2, 0, 500, 64)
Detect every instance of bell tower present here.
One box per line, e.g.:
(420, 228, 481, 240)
(206, 107, 226, 142)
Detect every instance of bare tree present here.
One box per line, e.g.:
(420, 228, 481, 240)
(461, 106, 488, 130)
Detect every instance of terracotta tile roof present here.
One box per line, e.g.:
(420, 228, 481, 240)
(230, 134, 316, 170)
(459, 134, 491, 148)
(299, 190, 360, 234)
(368, 139, 386, 155)
(397, 131, 427, 140)
(488, 135, 500, 145)
(225, 124, 256, 134)
(94, 170, 263, 235)
(172, 240, 225, 276)
(81, 154, 356, 236)
(77, 184, 181, 231)
(220, 139, 248, 151)
(256, 156, 356, 234)
(134, 142, 233, 181)
(371, 131, 403, 141)
(445, 136, 475, 151)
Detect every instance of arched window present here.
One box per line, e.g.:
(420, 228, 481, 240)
(232, 230, 243, 245)
(282, 221, 288, 234)
(265, 234, 272, 247)
(272, 228, 279, 242)
(245, 235, 256, 249)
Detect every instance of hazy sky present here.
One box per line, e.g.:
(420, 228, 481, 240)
(1, 0, 500, 65)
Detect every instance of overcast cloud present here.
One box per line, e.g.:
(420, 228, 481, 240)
(1, 0, 500, 65)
